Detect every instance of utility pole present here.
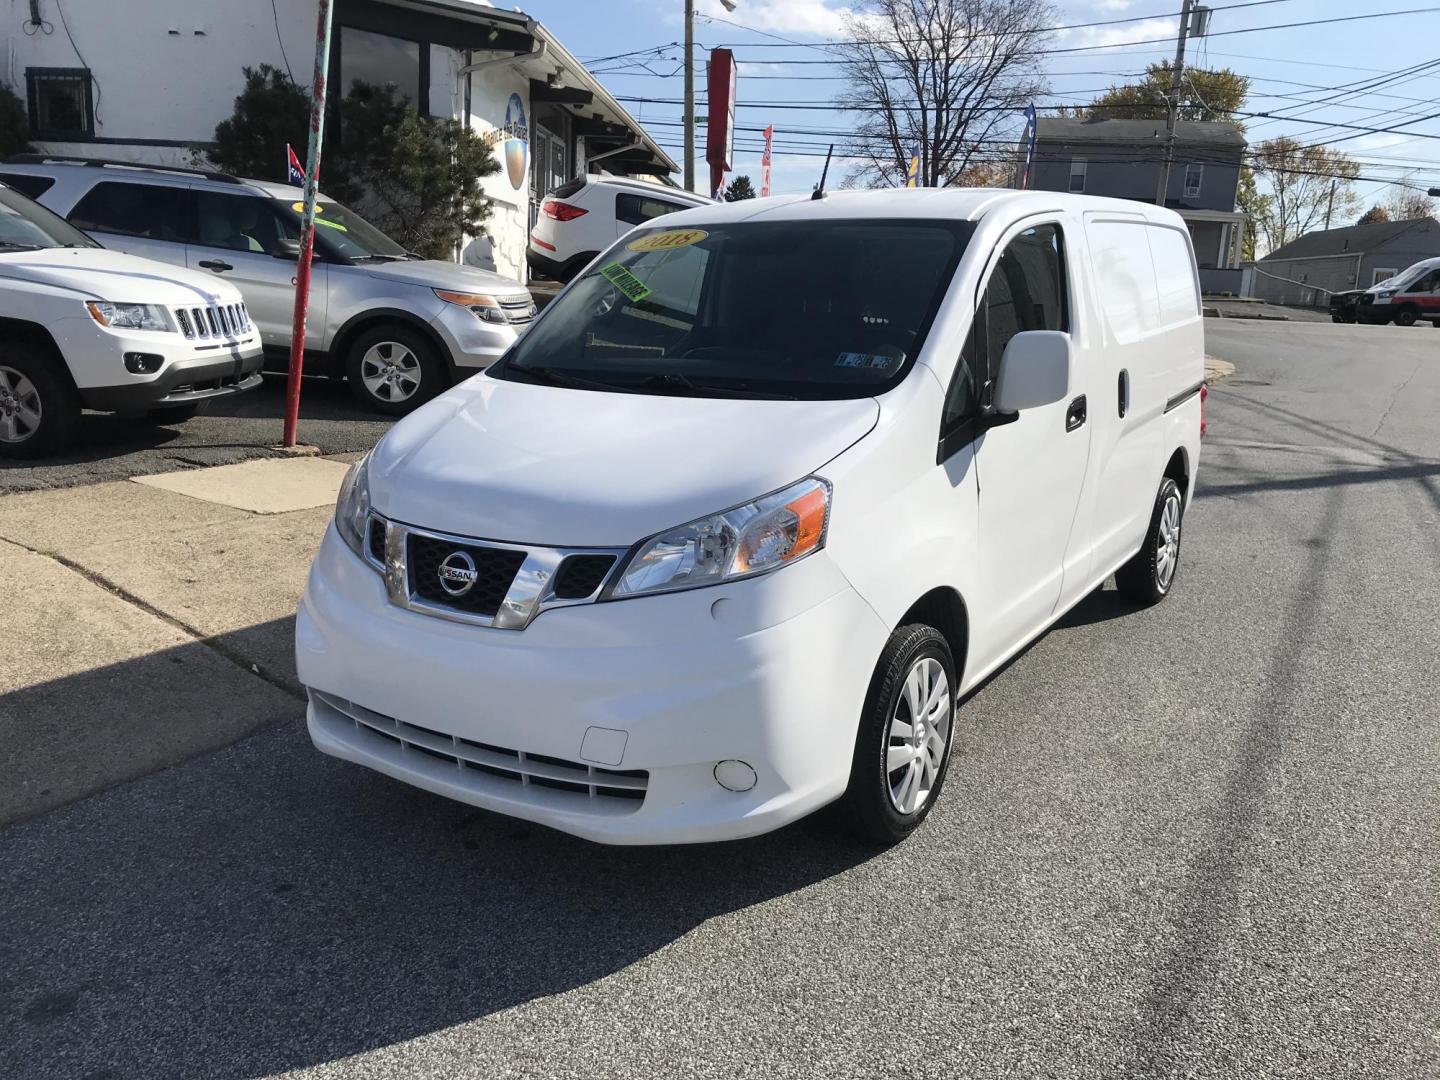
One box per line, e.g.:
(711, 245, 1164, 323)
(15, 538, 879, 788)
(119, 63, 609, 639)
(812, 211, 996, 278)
(1156, 0, 1195, 207)
(1324, 178, 1337, 229)
(683, 0, 694, 192)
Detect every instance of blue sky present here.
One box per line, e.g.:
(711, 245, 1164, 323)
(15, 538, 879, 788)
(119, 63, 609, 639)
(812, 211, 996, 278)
(516, 0, 1440, 207)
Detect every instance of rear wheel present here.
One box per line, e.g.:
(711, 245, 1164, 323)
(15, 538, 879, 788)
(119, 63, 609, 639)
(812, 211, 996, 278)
(1115, 477, 1184, 606)
(840, 624, 957, 845)
(0, 345, 80, 460)
(345, 323, 447, 416)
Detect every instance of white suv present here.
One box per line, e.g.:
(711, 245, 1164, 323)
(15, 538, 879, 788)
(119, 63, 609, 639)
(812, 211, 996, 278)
(528, 175, 712, 283)
(0, 180, 261, 459)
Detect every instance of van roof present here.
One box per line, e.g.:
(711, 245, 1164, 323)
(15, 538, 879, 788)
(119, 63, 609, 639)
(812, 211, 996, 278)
(647, 187, 1186, 227)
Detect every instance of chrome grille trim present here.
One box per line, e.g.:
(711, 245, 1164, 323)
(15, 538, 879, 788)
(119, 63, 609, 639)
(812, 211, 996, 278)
(310, 690, 647, 812)
(174, 302, 252, 340)
(363, 512, 626, 630)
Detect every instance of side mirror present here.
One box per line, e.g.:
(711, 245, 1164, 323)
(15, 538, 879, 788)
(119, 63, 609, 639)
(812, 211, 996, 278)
(274, 237, 302, 260)
(993, 330, 1071, 414)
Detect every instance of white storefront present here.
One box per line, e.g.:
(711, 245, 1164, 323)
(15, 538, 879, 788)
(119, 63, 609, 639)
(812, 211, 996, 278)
(1, 0, 677, 281)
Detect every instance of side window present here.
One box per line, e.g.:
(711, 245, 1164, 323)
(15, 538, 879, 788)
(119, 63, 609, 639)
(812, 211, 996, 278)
(194, 192, 299, 256)
(616, 193, 684, 226)
(68, 181, 189, 242)
(941, 320, 983, 436)
(983, 223, 1067, 381)
(0, 173, 55, 200)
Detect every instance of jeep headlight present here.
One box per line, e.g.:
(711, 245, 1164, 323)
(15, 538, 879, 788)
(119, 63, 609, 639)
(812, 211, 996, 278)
(86, 302, 175, 333)
(607, 477, 831, 599)
(335, 453, 373, 558)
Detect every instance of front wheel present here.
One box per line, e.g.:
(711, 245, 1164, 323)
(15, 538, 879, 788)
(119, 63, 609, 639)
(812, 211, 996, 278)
(0, 346, 80, 459)
(346, 324, 447, 416)
(1115, 477, 1184, 605)
(1393, 305, 1419, 327)
(840, 624, 957, 845)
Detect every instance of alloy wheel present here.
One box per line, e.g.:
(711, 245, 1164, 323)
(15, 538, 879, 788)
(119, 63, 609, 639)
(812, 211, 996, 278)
(1156, 491, 1182, 590)
(359, 342, 422, 403)
(0, 365, 42, 444)
(886, 656, 952, 815)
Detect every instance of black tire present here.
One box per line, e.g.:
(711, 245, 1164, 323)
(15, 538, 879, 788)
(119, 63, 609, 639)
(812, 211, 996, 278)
(1115, 477, 1184, 606)
(345, 323, 448, 416)
(145, 401, 207, 424)
(0, 343, 81, 460)
(1393, 305, 1419, 327)
(839, 624, 958, 845)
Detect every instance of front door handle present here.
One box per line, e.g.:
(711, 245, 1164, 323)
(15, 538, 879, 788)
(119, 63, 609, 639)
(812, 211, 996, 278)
(198, 259, 233, 272)
(1066, 395, 1087, 432)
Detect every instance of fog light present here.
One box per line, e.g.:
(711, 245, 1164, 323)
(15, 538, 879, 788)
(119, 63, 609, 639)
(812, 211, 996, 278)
(713, 759, 757, 793)
(123, 352, 163, 374)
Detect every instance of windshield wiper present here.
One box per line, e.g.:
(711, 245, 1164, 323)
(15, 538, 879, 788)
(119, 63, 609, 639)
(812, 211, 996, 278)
(349, 254, 407, 263)
(633, 373, 797, 400)
(0, 242, 45, 252)
(512, 365, 624, 392)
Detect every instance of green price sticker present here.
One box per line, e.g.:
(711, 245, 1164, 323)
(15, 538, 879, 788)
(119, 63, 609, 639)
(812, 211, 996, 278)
(600, 261, 652, 303)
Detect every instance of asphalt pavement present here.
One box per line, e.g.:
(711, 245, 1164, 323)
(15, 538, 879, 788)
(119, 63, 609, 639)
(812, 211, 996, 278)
(0, 373, 392, 494)
(1, 320, 1438, 1079)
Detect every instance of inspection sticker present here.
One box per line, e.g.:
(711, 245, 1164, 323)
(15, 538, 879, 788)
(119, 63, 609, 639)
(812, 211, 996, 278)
(835, 352, 895, 370)
(600, 261, 653, 302)
(626, 228, 708, 253)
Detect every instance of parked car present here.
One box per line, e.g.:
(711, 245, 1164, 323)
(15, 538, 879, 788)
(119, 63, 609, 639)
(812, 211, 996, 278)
(1355, 256, 1440, 327)
(0, 156, 537, 415)
(1328, 288, 1365, 323)
(0, 179, 261, 459)
(527, 174, 712, 283)
(298, 189, 1204, 846)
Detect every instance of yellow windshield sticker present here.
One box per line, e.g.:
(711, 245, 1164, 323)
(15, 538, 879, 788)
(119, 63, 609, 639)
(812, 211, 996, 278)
(600, 261, 652, 302)
(292, 202, 327, 214)
(627, 228, 708, 253)
(313, 217, 349, 232)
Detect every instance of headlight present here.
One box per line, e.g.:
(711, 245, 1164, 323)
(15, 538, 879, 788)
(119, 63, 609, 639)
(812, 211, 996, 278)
(608, 477, 831, 599)
(335, 453, 373, 558)
(86, 302, 175, 332)
(1375, 290, 1397, 299)
(434, 288, 508, 324)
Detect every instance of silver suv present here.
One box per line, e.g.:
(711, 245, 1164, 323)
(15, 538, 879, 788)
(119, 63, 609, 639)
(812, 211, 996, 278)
(1, 156, 536, 415)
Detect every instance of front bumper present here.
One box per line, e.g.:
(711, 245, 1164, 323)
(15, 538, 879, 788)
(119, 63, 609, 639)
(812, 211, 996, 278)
(429, 301, 525, 373)
(296, 524, 889, 845)
(78, 345, 264, 412)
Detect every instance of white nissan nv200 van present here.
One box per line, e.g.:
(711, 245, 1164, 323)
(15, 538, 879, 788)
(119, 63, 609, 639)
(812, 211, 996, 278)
(297, 189, 1205, 846)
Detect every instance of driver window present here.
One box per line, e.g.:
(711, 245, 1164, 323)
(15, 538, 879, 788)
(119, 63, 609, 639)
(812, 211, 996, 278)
(194, 192, 298, 256)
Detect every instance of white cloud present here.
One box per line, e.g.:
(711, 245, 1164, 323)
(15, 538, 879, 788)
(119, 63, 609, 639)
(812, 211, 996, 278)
(1062, 16, 1177, 50)
(694, 0, 856, 38)
(1093, 0, 1136, 11)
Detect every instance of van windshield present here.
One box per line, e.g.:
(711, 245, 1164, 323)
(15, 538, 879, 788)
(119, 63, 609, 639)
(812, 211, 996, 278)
(0, 185, 98, 251)
(490, 218, 973, 400)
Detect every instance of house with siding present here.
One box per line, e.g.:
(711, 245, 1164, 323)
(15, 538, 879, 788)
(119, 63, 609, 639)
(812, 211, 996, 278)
(1023, 117, 1247, 294)
(0, 0, 677, 283)
(1250, 217, 1440, 307)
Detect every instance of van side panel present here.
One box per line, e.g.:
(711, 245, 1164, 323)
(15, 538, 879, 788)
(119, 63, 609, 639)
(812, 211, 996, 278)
(1076, 214, 1169, 578)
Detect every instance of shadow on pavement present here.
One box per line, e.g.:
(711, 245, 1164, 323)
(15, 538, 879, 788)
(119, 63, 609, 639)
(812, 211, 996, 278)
(0, 644, 878, 1079)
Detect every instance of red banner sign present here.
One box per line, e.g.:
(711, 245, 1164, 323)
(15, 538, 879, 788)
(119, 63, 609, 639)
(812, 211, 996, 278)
(706, 48, 737, 199)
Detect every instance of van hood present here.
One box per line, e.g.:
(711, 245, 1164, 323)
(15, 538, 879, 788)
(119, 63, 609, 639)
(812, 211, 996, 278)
(357, 258, 529, 297)
(368, 377, 879, 548)
(0, 246, 241, 305)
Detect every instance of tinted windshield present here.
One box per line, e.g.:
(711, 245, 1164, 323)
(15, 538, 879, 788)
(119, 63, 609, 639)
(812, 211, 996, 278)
(490, 218, 972, 400)
(271, 198, 410, 260)
(0, 184, 98, 250)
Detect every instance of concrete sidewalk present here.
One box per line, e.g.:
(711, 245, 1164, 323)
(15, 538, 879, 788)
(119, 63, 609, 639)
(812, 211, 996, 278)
(0, 455, 357, 825)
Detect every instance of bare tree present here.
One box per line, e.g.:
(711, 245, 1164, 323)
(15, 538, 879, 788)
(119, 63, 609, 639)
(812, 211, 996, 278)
(1384, 185, 1438, 221)
(832, 0, 1051, 189)
(1249, 136, 1360, 253)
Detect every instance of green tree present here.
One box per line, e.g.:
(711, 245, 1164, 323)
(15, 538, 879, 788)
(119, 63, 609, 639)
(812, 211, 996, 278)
(1357, 205, 1390, 225)
(208, 68, 498, 259)
(723, 175, 756, 201)
(0, 84, 32, 159)
(1078, 63, 1248, 122)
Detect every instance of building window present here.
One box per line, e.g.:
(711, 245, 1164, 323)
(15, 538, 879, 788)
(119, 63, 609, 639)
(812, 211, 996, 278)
(25, 68, 94, 140)
(1068, 158, 1086, 194)
(1184, 162, 1204, 198)
(337, 27, 424, 108)
(1371, 267, 1398, 286)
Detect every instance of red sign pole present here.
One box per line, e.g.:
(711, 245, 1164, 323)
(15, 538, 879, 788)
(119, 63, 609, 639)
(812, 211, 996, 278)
(761, 124, 773, 197)
(282, 0, 335, 449)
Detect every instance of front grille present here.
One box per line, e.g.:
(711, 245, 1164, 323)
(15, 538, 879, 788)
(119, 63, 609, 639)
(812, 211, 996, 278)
(498, 295, 538, 324)
(552, 554, 616, 599)
(408, 534, 526, 617)
(176, 302, 251, 340)
(311, 691, 648, 810)
(367, 517, 386, 563)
